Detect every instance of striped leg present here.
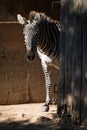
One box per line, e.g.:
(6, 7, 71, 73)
(41, 61, 51, 112)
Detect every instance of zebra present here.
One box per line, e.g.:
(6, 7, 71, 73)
(17, 11, 60, 112)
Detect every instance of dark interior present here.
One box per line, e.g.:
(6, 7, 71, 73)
(0, 0, 60, 21)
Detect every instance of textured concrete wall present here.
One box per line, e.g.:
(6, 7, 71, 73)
(0, 0, 59, 104)
(0, 23, 58, 104)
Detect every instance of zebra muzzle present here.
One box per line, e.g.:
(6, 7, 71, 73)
(26, 50, 35, 61)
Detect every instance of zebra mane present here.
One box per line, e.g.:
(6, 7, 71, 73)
(29, 11, 59, 25)
(28, 11, 60, 58)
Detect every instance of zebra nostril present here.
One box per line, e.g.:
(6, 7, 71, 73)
(26, 54, 35, 61)
(27, 55, 30, 60)
(26, 55, 31, 61)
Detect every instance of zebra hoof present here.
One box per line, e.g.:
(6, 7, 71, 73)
(42, 104, 49, 112)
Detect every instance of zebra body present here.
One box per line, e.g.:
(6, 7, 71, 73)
(17, 11, 60, 111)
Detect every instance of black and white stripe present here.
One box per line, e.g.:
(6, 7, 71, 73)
(17, 11, 60, 111)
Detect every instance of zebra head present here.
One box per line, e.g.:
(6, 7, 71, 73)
(17, 11, 40, 61)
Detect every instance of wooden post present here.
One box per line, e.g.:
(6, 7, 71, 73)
(58, 0, 87, 124)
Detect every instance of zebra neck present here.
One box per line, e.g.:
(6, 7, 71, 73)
(37, 20, 60, 58)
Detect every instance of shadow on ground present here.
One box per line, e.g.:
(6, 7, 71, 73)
(0, 119, 58, 130)
(0, 119, 86, 130)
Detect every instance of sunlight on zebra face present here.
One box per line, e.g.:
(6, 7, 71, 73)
(23, 23, 36, 62)
(17, 12, 40, 62)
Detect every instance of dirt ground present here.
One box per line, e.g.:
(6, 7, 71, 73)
(0, 103, 86, 130)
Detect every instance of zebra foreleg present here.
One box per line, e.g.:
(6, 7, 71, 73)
(41, 61, 51, 112)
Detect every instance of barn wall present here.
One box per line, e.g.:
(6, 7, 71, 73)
(0, 23, 58, 104)
(0, 0, 60, 104)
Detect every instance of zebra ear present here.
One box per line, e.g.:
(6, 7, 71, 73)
(17, 14, 27, 25)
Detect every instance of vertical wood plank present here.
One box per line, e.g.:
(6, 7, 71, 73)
(57, 0, 66, 116)
(81, 16, 87, 124)
(58, 0, 87, 123)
